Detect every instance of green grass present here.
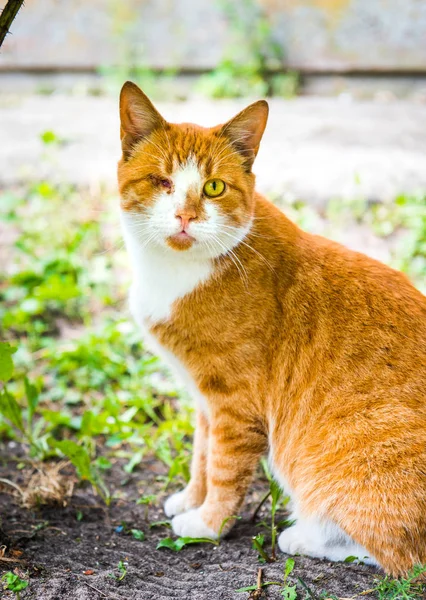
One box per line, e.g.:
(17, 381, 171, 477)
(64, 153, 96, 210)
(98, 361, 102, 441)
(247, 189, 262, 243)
(0, 182, 193, 496)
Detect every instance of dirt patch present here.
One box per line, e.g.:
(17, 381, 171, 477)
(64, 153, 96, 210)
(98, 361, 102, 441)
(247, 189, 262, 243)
(0, 447, 380, 600)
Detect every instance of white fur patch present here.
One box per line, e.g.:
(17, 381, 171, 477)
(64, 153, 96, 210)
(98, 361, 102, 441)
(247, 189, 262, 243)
(268, 445, 378, 567)
(278, 518, 378, 566)
(171, 508, 218, 539)
(173, 158, 202, 207)
(164, 490, 188, 517)
(125, 243, 213, 323)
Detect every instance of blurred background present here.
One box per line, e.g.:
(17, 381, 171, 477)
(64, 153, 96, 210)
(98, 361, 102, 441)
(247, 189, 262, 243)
(0, 0, 425, 550)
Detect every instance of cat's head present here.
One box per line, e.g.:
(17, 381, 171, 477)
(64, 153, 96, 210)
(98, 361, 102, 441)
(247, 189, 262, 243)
(118, 81, 268, 259)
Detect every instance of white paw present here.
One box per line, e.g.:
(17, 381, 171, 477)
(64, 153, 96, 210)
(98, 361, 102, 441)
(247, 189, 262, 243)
(278, 525, 307, 555)
(164, 490, 188, 518)
(171, 508, 218, 539)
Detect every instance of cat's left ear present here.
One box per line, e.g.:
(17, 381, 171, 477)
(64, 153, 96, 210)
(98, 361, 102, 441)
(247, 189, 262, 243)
(119, 81, 166, 159)
(218, 100, 269, 170)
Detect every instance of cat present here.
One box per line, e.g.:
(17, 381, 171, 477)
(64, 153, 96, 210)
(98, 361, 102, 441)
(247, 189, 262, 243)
(118, 81, 426, 576)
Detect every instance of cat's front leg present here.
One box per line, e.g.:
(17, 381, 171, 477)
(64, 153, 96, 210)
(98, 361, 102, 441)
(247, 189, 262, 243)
(164, 408, 209, 517)
(171, 408, 267, 538)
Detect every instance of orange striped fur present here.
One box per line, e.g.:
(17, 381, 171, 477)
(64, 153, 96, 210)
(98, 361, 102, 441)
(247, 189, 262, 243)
(118, 82, 426, 576)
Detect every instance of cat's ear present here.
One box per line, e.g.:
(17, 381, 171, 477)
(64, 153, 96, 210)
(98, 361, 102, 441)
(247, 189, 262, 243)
(119, 81, 166, 159)
(218, 100, 269, 169)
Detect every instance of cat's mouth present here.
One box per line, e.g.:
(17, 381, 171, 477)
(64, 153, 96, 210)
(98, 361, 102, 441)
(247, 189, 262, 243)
(166, 231, 196, 251)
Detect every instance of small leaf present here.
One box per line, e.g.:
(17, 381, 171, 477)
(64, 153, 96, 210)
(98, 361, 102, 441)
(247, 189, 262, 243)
(130, 529, 145, 541)
(344, 555, 358, 563)
(25, 377, 39, 426)
(124, 450, 144, 474)
(282, 584, 297, 600)
(50, 439, 91, 480)
(284, 557, 295, 579)
(236, 585, 258, 592)
(2, 571, 29, 592)
(0, 342, 17, 382)
(137, 494, 157, 505)
(236, 581, 281, 593)
(0, 388, 24, 432)
(156, 536, 216, 551)
(150, 520, 171, 529)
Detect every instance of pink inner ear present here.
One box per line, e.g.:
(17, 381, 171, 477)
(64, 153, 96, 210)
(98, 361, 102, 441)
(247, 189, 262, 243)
(119, 82, 167, 156)
(219, 100, 269, 168)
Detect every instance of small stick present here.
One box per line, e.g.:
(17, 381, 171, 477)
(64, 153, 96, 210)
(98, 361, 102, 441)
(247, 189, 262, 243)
(257, 567, 263, 589)
(83, 581, 109, 598)
(251, 491, 271, 523)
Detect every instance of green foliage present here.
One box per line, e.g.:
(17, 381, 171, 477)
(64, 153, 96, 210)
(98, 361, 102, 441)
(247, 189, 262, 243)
(130, 528, 145, 541)
(374, 565, 426, 600)
(50, 439, 110, 504)
(281, 558, 297, 600)
(1, 571, 29, 599)
(252, 533, 269, 563)
(156, 515, 240, 551)
(156, 536, 217, 551)
(197, 0, 297, 99)
(254, 458, 289, 561)
(108, 560, 128, 582)
(0, 342, 17, 382)
(0, 184, 193, 498)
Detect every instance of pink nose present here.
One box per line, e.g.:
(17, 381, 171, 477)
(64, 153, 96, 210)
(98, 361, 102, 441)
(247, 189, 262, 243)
(175, 212, 197, 231)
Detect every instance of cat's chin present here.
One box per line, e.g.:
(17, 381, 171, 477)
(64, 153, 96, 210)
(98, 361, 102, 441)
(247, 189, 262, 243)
(166, 232, 196, 252)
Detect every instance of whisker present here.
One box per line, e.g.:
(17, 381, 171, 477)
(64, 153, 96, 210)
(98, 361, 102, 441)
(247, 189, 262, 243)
(219, 230, 276, 275)
(211, 233, 249, 288)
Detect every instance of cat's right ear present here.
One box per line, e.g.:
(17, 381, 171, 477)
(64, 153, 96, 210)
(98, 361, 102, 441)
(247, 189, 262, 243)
(119, 81, 166, 159)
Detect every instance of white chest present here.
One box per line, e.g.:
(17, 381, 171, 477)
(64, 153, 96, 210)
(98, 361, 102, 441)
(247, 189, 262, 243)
(122, 220, 214, 415)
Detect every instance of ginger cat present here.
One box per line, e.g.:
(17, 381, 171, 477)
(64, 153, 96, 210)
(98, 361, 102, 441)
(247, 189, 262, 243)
(118, 81, 426, 576)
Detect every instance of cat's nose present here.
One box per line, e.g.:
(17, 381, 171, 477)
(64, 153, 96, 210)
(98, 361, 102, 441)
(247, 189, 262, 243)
(175, 210, 197, 231)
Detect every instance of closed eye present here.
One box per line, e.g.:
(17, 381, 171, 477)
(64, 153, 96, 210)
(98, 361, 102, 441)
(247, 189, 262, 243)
(150, 175, 173, 190)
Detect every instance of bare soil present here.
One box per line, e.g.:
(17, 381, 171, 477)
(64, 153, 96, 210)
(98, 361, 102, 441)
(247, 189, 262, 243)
(0, 447, 380, 600)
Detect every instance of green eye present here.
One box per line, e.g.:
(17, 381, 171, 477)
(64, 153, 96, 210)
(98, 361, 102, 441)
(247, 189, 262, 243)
(203, 179, 225, 197)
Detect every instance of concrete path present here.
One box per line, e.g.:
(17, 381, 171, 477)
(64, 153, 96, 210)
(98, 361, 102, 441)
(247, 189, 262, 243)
(1, 94, 426, 206)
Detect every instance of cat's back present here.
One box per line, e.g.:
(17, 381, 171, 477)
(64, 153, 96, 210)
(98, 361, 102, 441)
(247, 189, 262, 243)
(254, 195, 426, 394)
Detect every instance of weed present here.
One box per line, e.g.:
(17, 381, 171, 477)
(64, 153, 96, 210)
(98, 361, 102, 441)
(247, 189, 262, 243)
(137, 494, 157, 505)
(108, 560, 128, 582)
(374, 565, 426, 600)
(157, 536, 217, 551)
(252, 459, 290, 562)
(130, 528, 145, 541)
(157, 515, 241, 551)
(1, 571, 28, 600)
(236, 558, 296, 596)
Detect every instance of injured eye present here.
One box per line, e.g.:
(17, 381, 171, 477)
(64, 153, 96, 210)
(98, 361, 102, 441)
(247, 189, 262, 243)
(150, 175, 173, 191)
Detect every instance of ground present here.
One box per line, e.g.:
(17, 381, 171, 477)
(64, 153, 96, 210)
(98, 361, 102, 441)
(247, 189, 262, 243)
(0, 452, 379, 600)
